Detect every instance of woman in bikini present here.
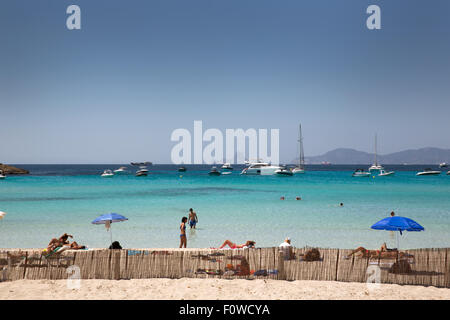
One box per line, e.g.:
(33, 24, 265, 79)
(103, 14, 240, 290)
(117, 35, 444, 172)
(218, 240, 255, 249)
(179, 217, 188, 248)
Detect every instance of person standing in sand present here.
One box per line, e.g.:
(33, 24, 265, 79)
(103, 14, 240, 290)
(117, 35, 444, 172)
(180, 217, 188, 248)
(188, 208, 198, 229)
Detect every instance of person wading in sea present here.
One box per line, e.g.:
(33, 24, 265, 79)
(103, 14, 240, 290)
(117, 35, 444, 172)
(188, 208, 198, 229)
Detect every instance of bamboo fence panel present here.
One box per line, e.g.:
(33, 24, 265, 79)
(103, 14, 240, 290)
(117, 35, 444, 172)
(1, 248, 449, 287)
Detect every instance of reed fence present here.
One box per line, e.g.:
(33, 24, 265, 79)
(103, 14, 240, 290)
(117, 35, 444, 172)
(1, 247, 448, 288)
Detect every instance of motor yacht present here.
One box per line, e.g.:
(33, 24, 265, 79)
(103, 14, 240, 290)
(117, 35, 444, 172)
(416, 168, 441, 176)
(439, 162, 448, 168)
(101, 169, 114, 178)
(378, 169, 395, 176)
(113, 167, 128, 174)
(208, 166, 221, 176)
(352, 169, 371, 177)
(0, 170, 5, 180)
(178, 167, 187, 172)
(221, 163, 233, 170)
(241, 160, 282, 175)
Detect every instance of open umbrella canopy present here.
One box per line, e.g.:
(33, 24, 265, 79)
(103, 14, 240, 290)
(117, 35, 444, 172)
(91, 213, 128, 224)
(371, 216, 424, 232)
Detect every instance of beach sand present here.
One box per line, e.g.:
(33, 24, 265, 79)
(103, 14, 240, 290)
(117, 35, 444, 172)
(1, 278, 449, 300)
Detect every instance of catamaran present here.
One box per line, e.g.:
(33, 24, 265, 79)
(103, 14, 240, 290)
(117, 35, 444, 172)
(292, 124, 305, 174)
(368, 134, 384, 172)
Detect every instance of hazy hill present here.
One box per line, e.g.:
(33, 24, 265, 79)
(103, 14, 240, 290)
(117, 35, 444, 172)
(299, 147, 450, 164)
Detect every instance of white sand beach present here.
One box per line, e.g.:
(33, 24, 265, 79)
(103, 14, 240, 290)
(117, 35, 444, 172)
(1, 278, 449, 300)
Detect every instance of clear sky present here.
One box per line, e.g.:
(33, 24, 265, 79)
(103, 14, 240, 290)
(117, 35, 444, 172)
(1, 0, 449, 163)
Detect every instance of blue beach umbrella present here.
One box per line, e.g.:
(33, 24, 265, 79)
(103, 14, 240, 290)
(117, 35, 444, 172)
(371, 216, 424, 249)
(91, 213, 128, 245)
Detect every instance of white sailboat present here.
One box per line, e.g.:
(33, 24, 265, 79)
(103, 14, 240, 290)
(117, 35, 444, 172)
(292, 124, 305, 174)
(368, 134, 384, 172)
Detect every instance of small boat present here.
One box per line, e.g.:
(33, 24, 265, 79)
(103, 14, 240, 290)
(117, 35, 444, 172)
(447, 171, 450, 175)
(113, 167, 128, 174)
(275, 167, 293, 176)
(131, 162, 152, 166)
(178, 167, 187, 172)
(208, 166, 221, 176)
(292, 123, 306, 174)
(0, 170, 5, 180)
(221, 163, 233, 170)
(135, 169, 148, 177)
(378, 169, 395, 176)
(439, 162, 448, 168)
(101, 169, 114, 178)
(416, 168, 441, 176)
(352, 169, 371, 177)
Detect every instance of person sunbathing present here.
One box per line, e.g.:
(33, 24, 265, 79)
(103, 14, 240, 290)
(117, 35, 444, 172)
(218, 240, 255, 249)
(47, 233, 85, 252)
(346, 243, 410, 259)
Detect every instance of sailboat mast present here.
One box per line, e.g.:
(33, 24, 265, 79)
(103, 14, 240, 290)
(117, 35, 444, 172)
(374, 133, 378, 166)
(299, 124, 304, 169)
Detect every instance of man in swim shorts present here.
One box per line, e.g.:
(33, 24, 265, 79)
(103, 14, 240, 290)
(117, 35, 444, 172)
(188, 208, 198, 229)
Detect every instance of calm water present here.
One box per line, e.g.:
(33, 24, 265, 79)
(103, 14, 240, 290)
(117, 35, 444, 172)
(0, 164, 449, 249)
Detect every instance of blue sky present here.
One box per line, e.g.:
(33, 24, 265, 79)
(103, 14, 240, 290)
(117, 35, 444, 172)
(1, 0, 449, 163)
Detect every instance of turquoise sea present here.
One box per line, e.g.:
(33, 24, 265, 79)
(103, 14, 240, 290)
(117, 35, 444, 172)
(0, 165, 449, 249)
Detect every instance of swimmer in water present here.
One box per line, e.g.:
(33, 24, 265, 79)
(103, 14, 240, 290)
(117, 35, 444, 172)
(280, 196, 285, 200)
(296, 196, 301, 200)
(339, 203, 344, 207)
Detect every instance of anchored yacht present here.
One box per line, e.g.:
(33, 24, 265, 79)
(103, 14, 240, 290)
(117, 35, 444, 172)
(101, 169, 114, 178)
(113, 167, 128, 174)
(221, 163, 233, 170)
(416, 168, 441, 176)
(0, 170, 5, 180)
(352, 169, 371, 177)
(241, 160, 282, 175)
(292, 123, 306, 174)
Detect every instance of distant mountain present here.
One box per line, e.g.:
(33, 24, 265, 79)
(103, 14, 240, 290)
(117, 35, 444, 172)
(298, 147, 450, 164)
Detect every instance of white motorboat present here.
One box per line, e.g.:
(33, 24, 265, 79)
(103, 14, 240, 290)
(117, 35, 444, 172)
(416, 168, 441, 176)
(0, 170, 5, 180)
(292, 123, 306, 174)
(352, 169, 371, 177)
(113, 167, 128, 174)
(241, 160, 282, 175)
(368, 134, 384, 173)
(221, 163, 233, 170)
(138, 166, 149, 173)
(136, 168, 148, 176)
(209, 166, 221, 176)
(275, 167, 293, 176)
(439, 162, 448, 168)
(101, 169, 114, 177)
(378, 169, 395, 176)
(447, 171, 450, 175)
